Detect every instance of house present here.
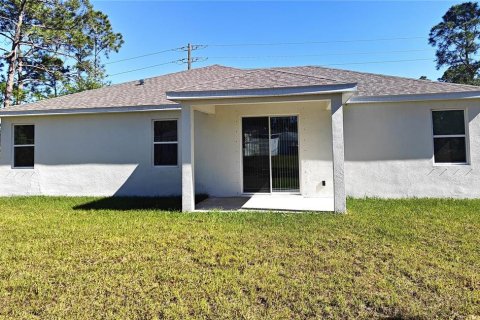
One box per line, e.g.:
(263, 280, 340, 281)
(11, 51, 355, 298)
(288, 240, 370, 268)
(0, 64, 479, 213)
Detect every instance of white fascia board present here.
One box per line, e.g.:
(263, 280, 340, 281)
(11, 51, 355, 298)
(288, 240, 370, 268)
(348, 90, 480, 104)
(166, 83, 358, 101)
(0, 105, 181, 117)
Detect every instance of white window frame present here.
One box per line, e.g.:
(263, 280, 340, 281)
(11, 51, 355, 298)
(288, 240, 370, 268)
(12, 124, 35, 169)
(152, 119, 179, 167)
(431, 109, 469, 166)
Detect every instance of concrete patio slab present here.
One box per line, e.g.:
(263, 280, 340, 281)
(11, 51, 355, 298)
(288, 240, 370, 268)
(196, 195, 334, 212)
(195, 197, 250, 211)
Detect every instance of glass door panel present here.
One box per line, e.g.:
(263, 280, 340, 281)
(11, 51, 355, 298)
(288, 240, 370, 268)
(242, 117, 271, 193)
(242, 116, 300, 193)
(270, 116, 300, 192)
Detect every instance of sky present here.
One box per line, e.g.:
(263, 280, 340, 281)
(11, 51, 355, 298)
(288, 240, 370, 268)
(91, 0, 465, 84)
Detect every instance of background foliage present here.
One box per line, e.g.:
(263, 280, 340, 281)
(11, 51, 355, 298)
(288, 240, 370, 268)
(0, 0, 123, 107)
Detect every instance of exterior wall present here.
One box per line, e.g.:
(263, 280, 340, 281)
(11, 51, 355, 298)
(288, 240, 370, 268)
(344, 99, 480, 198)
(0, 110, 182, 196)
(2, 97, 478, 200)
(194, 101, 334, 198)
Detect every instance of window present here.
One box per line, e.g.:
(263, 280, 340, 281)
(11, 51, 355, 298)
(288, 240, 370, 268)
(153, 120, 178, 166)
(432, 110, 467, 164)
(13, 125, 35, 168)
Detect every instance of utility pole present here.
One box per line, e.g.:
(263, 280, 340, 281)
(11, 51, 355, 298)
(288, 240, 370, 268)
(187, 43, 192, 70)
(177, 43, 207, 70)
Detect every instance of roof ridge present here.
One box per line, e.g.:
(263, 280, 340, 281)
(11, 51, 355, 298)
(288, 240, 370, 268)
(6, 63, 480, 113)
(113, 64, 240, 87)
(12, 65, 240, 110)
(142, 64, 240, 81)
(170, 67, 349, 92)
(263, 67, 346, 84)
(170, 68, 258, 91)
(305, 65, 480, 89)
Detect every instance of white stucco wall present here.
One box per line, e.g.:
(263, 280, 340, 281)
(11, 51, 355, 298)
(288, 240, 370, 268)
(194, 101, 334, 198)
(344, 99, 480, 198)
(1, 97, 479, 200)
(0, 110, 182, 196)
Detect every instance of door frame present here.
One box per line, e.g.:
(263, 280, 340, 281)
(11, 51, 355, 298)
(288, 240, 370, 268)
(239, 114, 302, 195)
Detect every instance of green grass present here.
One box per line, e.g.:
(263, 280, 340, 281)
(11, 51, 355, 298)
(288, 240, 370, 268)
(0, 197, 479, 319)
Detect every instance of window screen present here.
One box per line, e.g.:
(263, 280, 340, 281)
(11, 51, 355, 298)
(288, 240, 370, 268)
(153, 120, 178, 166)
(432, 110, 467, 164)
(13, 125, 35, 168)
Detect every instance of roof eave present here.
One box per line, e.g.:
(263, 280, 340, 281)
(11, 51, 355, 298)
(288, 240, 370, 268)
(348, 90, 480, 104)
(0, 104, 180, 117)
(166, 83, 358, 101)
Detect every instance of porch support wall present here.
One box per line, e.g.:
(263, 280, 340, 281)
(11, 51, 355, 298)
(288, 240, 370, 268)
(331, 96, 347, 213)
(181, 105, 195, 211)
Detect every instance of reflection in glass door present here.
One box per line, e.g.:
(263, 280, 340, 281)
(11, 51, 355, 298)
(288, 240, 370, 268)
(242, 117, 271, 193)
(242, 116, 299, 193)
(270, 116, 299, 192)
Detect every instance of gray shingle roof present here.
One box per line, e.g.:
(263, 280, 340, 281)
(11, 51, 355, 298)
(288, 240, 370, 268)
(271, 66, 480, 97)
(1, 65, 244, 112)
(1, 64, 480, 114)
(171, 68, 348, 92)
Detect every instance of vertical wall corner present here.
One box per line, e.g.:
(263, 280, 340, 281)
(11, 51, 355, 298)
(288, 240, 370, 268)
(181, 105, 195, 212)
(331, 96, 347, 213)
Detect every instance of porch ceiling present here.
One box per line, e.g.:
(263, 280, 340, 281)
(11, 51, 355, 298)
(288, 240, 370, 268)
(193, 98, 332, 114)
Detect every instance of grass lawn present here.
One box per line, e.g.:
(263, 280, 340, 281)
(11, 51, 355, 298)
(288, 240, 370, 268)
(0, 197, 478, 319)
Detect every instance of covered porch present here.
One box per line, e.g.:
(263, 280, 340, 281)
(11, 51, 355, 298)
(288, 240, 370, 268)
(166, 73, 355, 213)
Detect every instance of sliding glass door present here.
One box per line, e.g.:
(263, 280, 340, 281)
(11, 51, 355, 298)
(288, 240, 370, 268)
(242, 117, 271, 193)
(242, 116, 299, 193)
(270, 116, 300, 192)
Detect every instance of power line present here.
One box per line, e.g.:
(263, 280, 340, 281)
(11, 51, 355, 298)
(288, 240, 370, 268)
(106, 57, 433, 78)
(105, 38, 433, 78)
(322, 58, 432, 66)
(176, 43, 208, 70)
(175, 44, 208, 52)
(176, 56, 208, 67)
(107, 43, 208, 76)
(106, 43, 208, 67)
(106, 48, 178, 65)
(104, 36, 426, 65)
(209, 48, 432, 60)
(107, 60, 181, 77)
(207, 36, 426, 47)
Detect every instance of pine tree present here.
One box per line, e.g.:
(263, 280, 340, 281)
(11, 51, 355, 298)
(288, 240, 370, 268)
(0, 0, 123, 107)
(429, 2, 480, 85)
